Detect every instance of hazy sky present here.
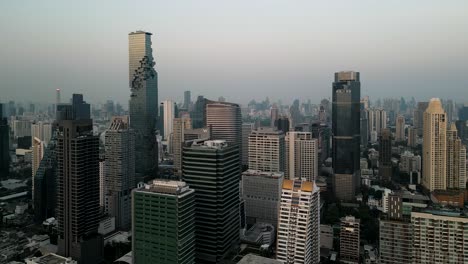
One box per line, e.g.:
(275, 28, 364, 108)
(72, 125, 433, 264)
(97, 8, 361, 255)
(1, 1, 468, 106)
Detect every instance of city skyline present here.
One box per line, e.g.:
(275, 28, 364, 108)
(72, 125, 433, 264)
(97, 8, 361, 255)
(2, 2, 468, 264)
(2, 1, 468, 105)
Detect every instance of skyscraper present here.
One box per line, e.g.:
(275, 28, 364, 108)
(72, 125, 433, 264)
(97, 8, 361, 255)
(56, 88, 61, 106)
(32, 137, 44, 208)
(162, 100, 175, 140)
(446, 123, 466, 189)
(34, 134, 57, 224)
(132, 180, 195, 264)
(242, 170, 283, 226)
(379, 129, 393, 182)
(205, 100, 242, 148)
(332, 71, 361, 201)
(104, 116, 135, 230)
(285, 131, 318, 181)
(182, 140, 240, 263)
(395, 115, 405, 141)
(422, 98, 447, 192)
(407, 126, 418, 148)
(276, 179, 320, 264)
(367, 108, 387, 137)
(248, 128, 285, 172)
(276, 116, 290, 134)
(128, 31, 158, 175)
(241, 123, 254, 167)
(0, 105, 9, 177)
(339, 216, 360, 264)
(191, 96, 206, 129)
(31, 121, 52, 146)
(172, 118, 210, 177)
(184, 90, 191, 109)
(414, 102, 429, 137)
(270, 104, 279, 128)
(56, 98, 102, 263)
(360, 108, 369, 146)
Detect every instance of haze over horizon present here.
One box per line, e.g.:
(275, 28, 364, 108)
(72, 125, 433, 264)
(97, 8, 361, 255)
(1, 0, 468, 105)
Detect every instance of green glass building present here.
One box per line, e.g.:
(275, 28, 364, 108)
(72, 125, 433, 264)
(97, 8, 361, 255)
(182, 140, 240, 263)
(132, 180, 195, 264)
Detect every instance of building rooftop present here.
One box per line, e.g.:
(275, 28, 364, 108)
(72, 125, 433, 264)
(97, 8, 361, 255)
(25, 253, 76, 264)
(237, 254, 282, 264)
(128, 31, 152, 35)
(190, 139, 229, 149)
(282, 179, 315, 192)
(242, 170, 283, 178)
(141, 180, 191, 195)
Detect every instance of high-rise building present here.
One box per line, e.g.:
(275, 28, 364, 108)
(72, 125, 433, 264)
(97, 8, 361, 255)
(33, 134, 57, 223)
(276, 116, 290, 134)
(407, 126, 418, 148)
(443, 99, 454, 122)
(241, 123, 254, 167)
(173, 117, 192, 176)
(422, 98, 447, 192)
(396, 115, 405, 141)
(161, 100, 175, 140)
(414, 102, 429, 136)
(172, 118, 210, 177)
(12, 120, 31, 139)
(205, 100, 242, 148)
(368, 108, 387, 137)
(56, 88, 61, 106)
(360, 108, 369, 146)
(32, 137, 44, 208)
(339, 216, 360, 264)
(184, 90, 191, 109)
(379, 129, 393, 181)
(191, 96, 206, 129)
(132, 180, 195, 264)
(31, 121, 52, 146)
(104, 116, 135, 230)
(379, 219, 412, 264)
(0, 106, 9, 177)
(446, 123, 466, 189)
(248, 128, 285, 172)
(285, 132, 318, 181)
(182, 140, 240, 263)
(276, 179, 320, 264)
(56, 105, 102, 263)
(411, 211, 468, 263)
(128, 31, 158, 175)
(242, 170, 283, 226)
(270, 104, 279, 128)
(332, 71, 361, 201)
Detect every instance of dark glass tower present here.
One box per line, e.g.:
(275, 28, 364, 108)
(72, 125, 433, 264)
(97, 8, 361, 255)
(332, 71, 361, 201)
(184, 90, 191, 109)
(128, 31, 158, 176)
(379, 129, 393, 181)
(0, 104, 9, 177)
(56, 95, 102, 264)
(276, 116, 290, 134)
(191, 96, 206, 129)
(34, 134, 57, 223)
(182, 140, 240, 263)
